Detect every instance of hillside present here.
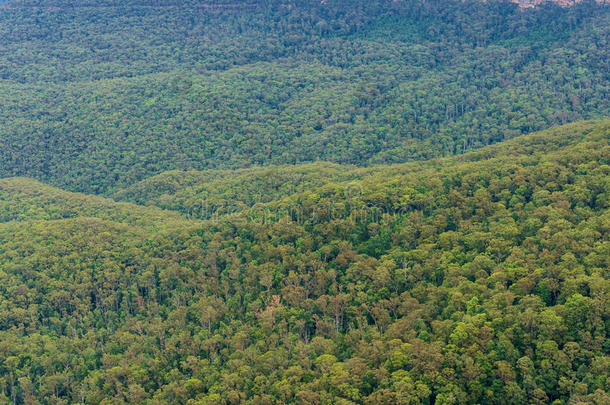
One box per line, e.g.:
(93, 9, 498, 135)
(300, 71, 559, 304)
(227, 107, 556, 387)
(0, 0, 607, 193)
(512, 0, 609, 8)
(0, 177, 191, 229)
(112, 120, 607, 217)
(0, 121, 608, 404)
(112, 162, 366, 220)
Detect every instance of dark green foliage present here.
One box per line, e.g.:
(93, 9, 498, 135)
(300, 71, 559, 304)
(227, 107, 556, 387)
(0, 121, 608, 404)
(0, 0, 608, 193)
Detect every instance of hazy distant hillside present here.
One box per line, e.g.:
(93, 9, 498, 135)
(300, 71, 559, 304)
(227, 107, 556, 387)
(511, 0, 609, 8)
(0, 0, 607, 193)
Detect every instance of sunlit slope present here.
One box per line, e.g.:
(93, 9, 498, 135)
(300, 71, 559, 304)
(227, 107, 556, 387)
(0, 177, 191, 228)
(112, 162, 368, 218)
(0, 120, 608, 403)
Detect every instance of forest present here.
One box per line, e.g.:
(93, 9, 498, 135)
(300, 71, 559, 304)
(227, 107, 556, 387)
(0, 120, 608, 403)
(0, 0, 609, 404)
(0, 0, 608, 193)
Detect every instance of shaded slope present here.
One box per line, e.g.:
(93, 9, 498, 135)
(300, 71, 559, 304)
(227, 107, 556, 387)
(0, 1, 607, 193)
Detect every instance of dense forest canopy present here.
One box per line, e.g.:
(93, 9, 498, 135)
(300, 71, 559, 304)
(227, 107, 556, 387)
(0, 120, 608, 404)
(0, 0, 609, 403)
(0, 0, 608, 193)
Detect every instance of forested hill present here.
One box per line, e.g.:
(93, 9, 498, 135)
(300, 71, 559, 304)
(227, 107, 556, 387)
(0, 177, 190, 228)
(111, 120, 606, 219)
(0, 120, 608, 404)
(0, 0, 608, 193)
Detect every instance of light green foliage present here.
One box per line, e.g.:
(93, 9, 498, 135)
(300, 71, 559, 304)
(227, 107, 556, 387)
(0, 121, 607, 403)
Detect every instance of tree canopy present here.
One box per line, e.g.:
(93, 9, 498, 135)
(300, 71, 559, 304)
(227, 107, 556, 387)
(0, 120, 608, 404)
(0, 0, 607, 193)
